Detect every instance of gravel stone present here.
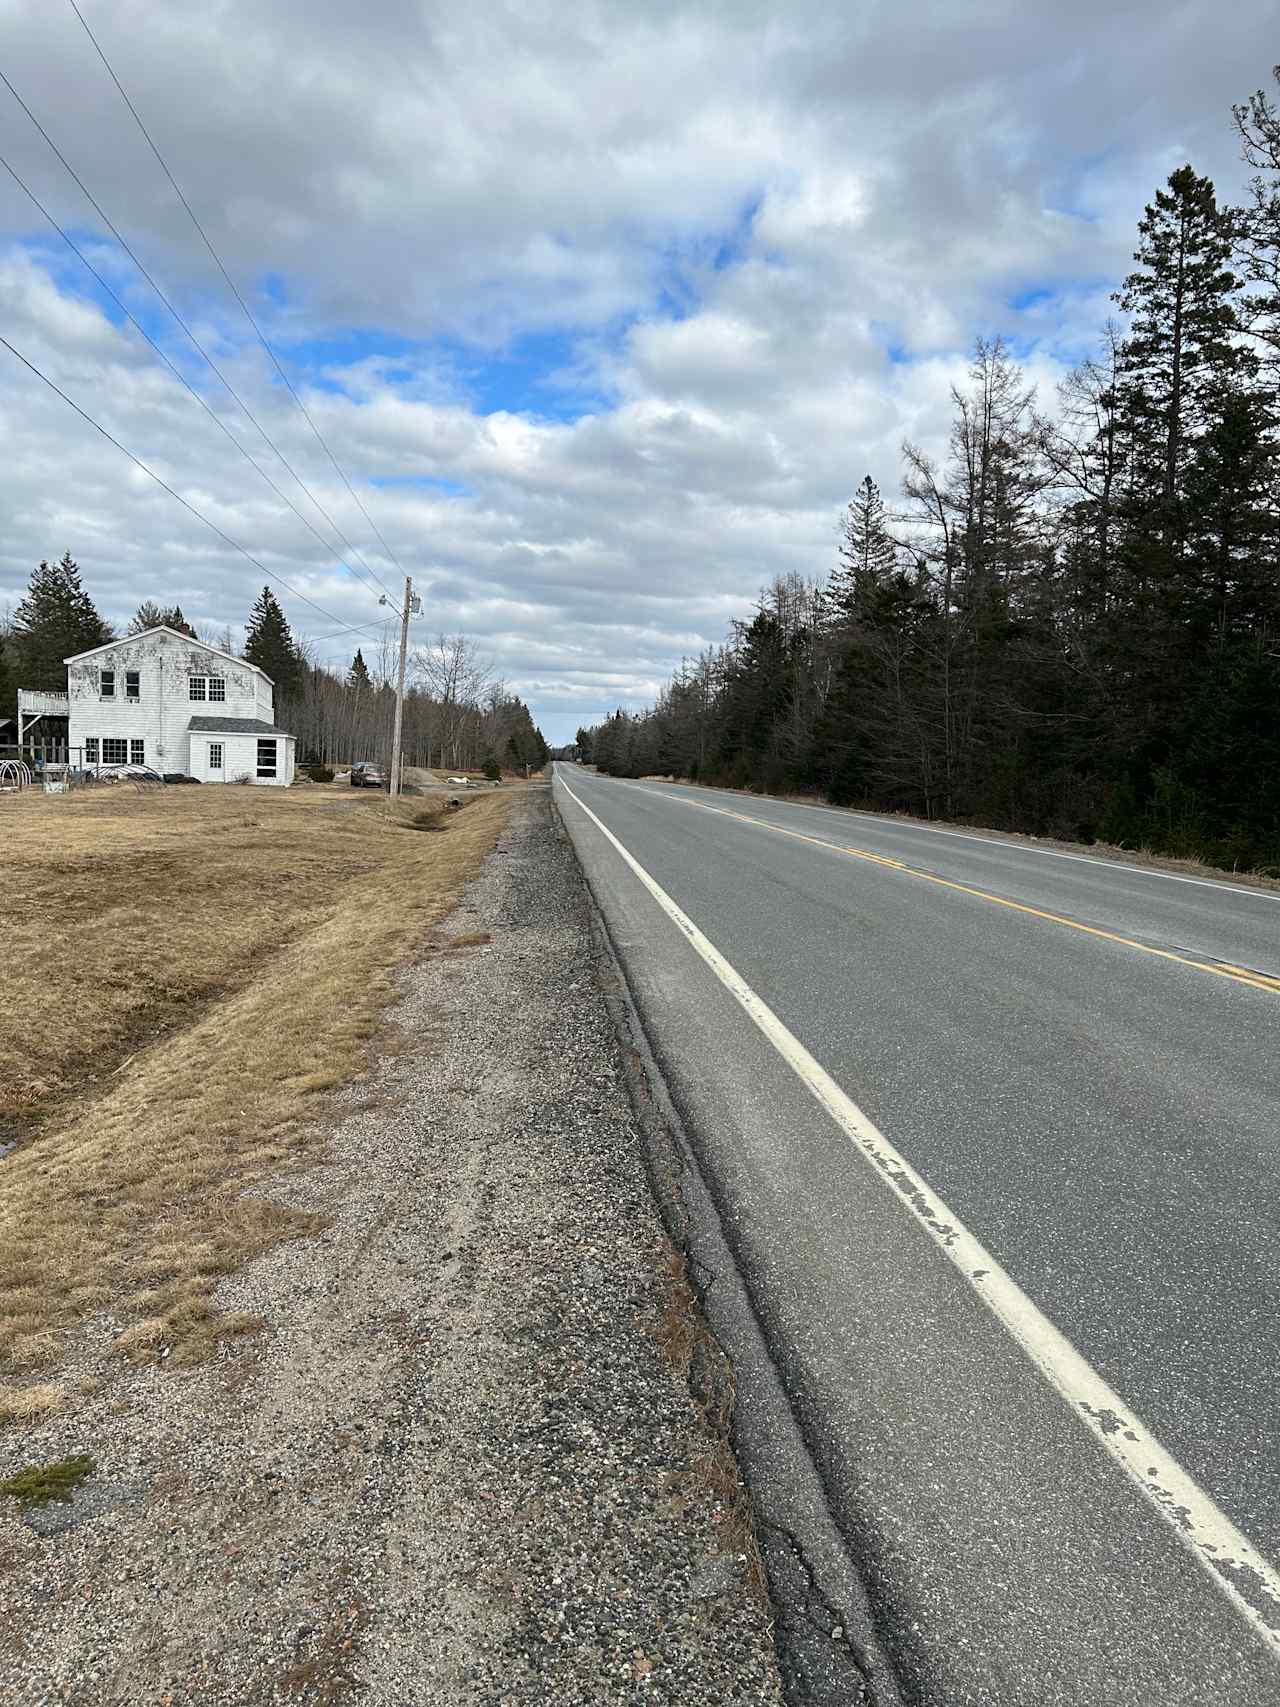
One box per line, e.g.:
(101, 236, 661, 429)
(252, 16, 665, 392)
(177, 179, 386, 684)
(0, 788, 783, 1706)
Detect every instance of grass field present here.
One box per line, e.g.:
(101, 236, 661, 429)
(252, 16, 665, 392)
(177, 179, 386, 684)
(0, 781, 514, 1420)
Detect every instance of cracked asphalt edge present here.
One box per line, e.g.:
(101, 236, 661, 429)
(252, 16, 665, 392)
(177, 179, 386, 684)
(550, 795, 910, 1707)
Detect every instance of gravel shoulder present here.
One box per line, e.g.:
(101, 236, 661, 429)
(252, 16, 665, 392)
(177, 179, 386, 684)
(0, 788, 783, 1707)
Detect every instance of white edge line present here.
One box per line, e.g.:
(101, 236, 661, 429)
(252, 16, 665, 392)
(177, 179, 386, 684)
(612, 773, 1280, 903)
(557, 769, 1280, 1655)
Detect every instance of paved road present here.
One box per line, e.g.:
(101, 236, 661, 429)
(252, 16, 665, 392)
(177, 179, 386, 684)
(554, 764, 1280, 1706)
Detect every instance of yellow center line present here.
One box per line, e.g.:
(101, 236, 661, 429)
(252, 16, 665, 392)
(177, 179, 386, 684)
(644, 787, 1280, 998)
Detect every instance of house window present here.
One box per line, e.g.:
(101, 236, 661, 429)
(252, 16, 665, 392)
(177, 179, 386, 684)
(208, 676, 226, 702)
(189, 676, 207, 700)
(125, 670, 140, 700)
(85, 737, 99, 764)
(208, 742, 223, 771)
(256, 739, 277, 779)
(102, 737, 127, 764)
(100, 669, 115, 698)
(130, 739, 145, 765)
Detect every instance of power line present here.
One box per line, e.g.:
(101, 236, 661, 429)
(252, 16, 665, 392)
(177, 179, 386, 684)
(0, 65, 400, 616)
(0, 149, 404, 616)
(1, 332, 376, 635)
(67, 0, 411, 588)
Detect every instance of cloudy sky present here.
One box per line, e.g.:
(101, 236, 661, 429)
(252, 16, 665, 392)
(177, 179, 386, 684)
(0, 1, 1273, 742)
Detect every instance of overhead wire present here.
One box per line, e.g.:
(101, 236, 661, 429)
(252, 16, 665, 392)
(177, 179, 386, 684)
(0, 332, 382, 637)
(66, 0, 411, 591)
(0, 64, 400, 616)
(0, 149, 403, 617)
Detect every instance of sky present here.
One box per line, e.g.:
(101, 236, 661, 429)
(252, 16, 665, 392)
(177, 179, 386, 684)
(0, 1, 1275, 745)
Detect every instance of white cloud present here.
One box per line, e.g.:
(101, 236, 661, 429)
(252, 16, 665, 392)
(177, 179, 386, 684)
(1, 0, 1274, 740)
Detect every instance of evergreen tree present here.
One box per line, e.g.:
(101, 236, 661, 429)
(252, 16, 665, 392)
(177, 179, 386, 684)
(832, 476, 898, 616)
(1115, 167, 1247, 538)
(348, 648, 372, 692)
(12, 554, 111, 690)
(127, 601, 196, 637)
(128, 600, 167, 634)
(242, 586, 302, 697)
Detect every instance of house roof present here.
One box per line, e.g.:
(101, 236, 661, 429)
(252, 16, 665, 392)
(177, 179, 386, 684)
(188, 716, 293, 737)
(64, 626, 273, 683)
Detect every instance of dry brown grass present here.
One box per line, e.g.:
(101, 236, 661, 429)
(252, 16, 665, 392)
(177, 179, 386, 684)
(651, 1241, 767, 1596)
(0, 783, 511, 1401)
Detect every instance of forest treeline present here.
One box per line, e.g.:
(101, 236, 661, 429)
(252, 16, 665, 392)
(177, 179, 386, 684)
(580, 73, 1280, 872)
(0, 561, 548, 775)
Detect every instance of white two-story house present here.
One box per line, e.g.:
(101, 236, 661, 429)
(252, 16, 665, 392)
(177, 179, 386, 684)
(65, 626, 297, 785)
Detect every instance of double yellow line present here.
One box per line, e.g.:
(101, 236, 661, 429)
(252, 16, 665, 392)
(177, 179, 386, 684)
(644, 789, 1280, 998)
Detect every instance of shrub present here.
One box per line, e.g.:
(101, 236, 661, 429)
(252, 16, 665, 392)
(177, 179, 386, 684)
(481, 753, 502, 782)
(307, 764, 335, 784)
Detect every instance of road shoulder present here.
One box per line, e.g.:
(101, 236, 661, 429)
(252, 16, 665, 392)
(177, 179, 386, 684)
(0, 789, 782, 1706)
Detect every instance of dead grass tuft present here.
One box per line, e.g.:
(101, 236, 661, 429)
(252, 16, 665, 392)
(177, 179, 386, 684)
(0, 1385, 66, 1427)
(653, 1245, 699, 1377)
(650, 1240, 767, 1597)
(0, 785, 511, 1396)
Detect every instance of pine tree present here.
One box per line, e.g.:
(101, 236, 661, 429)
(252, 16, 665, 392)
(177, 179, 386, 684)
(128, 600, 167, 634)
(126, 600, 195, 637)
(1116, 167, 1247, 535)
(12, 553, 111, 690)
(243, 586, 302, 697)
(833, 476, 898, 617)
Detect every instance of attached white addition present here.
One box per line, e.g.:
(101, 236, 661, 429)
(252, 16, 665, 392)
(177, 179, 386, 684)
(64, 626, 297, 785)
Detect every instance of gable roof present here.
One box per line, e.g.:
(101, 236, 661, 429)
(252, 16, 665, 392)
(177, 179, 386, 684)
(64, 626, 273, 684)
(188, 716, 292, 737)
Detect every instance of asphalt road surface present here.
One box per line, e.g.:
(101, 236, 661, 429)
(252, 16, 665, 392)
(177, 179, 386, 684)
(554, 763, 1280, 1707)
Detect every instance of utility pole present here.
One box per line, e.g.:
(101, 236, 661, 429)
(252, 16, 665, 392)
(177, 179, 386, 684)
(388, 576, 412, 799)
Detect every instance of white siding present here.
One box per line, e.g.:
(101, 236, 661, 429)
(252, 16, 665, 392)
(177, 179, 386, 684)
(66, 630, 281, 777)
(190, 731, 296, 787)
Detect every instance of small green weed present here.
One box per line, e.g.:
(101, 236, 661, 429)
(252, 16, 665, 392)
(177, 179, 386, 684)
(0, 1452, 96, 1507)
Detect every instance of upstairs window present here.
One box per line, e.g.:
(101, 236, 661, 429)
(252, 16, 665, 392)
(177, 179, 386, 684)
(100, 669, 115, 698)
(189, 676, 207, 700)
(125, 670, 140, 700)
(208, 676, 226, 702)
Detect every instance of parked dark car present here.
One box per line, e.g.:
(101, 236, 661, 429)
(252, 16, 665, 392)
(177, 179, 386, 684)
(350, 762, 388, 789)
